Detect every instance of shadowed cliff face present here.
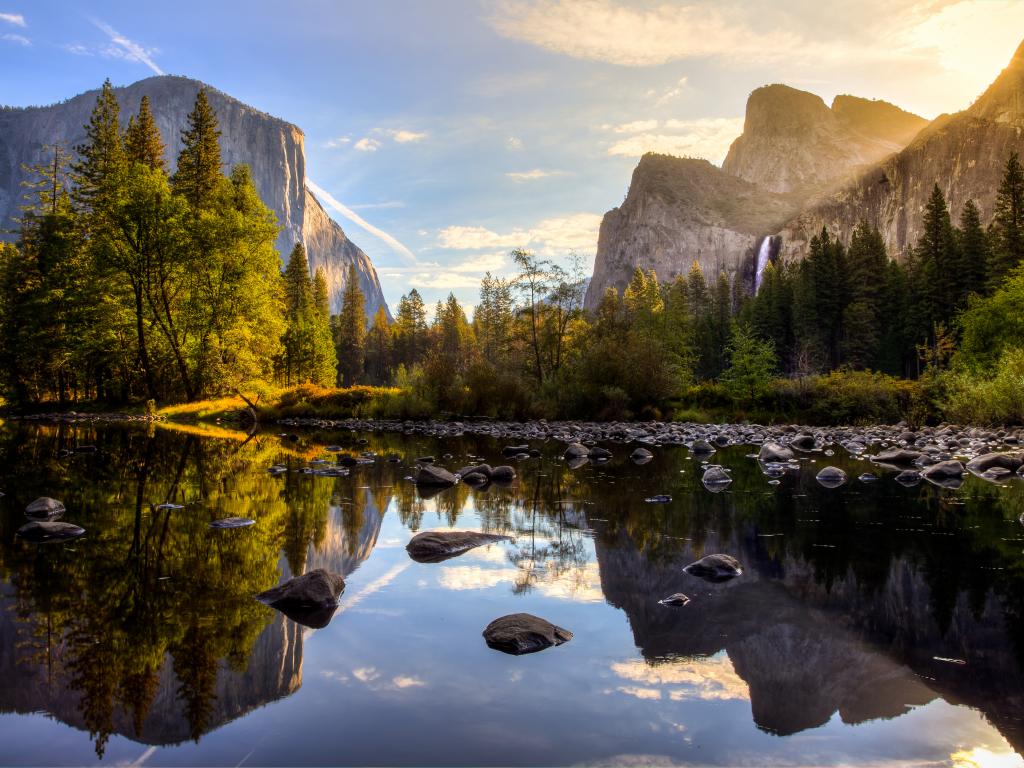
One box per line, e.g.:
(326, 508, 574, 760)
(778, 40, 1024, 263)
(0, 75, 389, 320)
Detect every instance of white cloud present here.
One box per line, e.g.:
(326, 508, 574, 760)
(0, 12, 25, 26)
(325, 136, 351, 149)
(437, 212, 601, 255)
(354, 137, 381, 152)
(489, 0, 800, 67)
(1, 31, 28, 45)
(388, 129, 427, 143)
(604, 119, 658, 133)
(307, 179, 418, 263)
(654, 76, 689, 107)
(349, 200, 405, 210)
(606, 117, 743, 164)
(92, 19, 163, 75)
(506, 168, 562, 181)
(392, 675, 426, 689)
(506, 136, 523, 150)
(63, 43, 90, 55)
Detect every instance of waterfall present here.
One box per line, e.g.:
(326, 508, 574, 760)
(754, 237, 772, 294)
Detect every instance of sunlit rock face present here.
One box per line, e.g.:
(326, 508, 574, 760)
(722, 85, 926, 196)
(584, 155, 800, 309)
(0, 75, 389, 319)
(778, 40, 1024, 264)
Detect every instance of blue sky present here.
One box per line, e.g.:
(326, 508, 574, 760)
(2, 0, 1023, 313)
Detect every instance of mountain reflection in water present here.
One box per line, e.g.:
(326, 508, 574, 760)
(0, 421, 1022, 766)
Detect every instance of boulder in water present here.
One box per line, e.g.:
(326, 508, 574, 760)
(758, 443, 794, 462)
(966, 452, 1024, 475)
(659, 593, 691, 607)
(921, 460, 965, 479)
(702, 465, 732, 491)
(872, 449, 924, 468)
(684, 553, 742, 582)
(256, 568, 346, 629)
(16, 520, 85, 543)
(406, 530, 512, 563)
(25, 497, 65, 520)
(690, 439, 716, 455)
(490, 465, 516, 484)
(630, 447, 654, 464)
(482, 613, 572, 655)
(209, 517, 255, 529)
(563, 443, 589, 459)
(415, 464, 457, 487)
(815, 466, 847, 488)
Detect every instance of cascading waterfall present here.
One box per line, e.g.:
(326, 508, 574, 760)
(754, 236, 772, 294)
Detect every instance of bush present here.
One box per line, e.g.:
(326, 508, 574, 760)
(943, 348, 1024, 425)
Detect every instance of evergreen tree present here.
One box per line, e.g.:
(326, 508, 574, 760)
(71, 79, 126, 218)
(989, 152, 1024, 287)
(958, 199, 989, 301)
(172, 89, 222, 209)
(310, 268, 337, 386)
(364, 306, 393, 384)
(125, 95, 166, 172)
(841, 221, 888, 368)
(333, 265, 366, 386)
(394, 288, 428, 370)
(720, 322, 778, 403)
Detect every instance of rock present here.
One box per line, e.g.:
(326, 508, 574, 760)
(209, 517, 256, 529)
(858, 473, 879, 483)
(966, 452, 1024, 475)
(815, 466, 847, 488)
(16, 521, 85, 543)
(758, 443, 795, 462)
(702, 465, 732, 490)
(502, 445, 529, 457)
(415, 464, 458, 487)
(456, 464, 492, 480)
(690, 439, 716, 455)
(658, 593, 691, 607)
(588, 447, 612, 460)
(490, 465, 516, 484)
(482, 613, 572, 655)
(645, 495, 672, 503)
(406, 530, 512, 563)
(25, 497, 65, 520)
(563, 443, 590, 459)
(921, 460, 966, 479)
(872, 449, 924, 468)
(684, 554, 743, 582)
(256, 569, 345, 629)
(790, 434, 816, 451)
(630, 447, 654, 463)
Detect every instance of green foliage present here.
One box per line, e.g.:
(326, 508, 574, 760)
(720, 322, 778, 402)
(943, 348, 1024, 425)
(279, 245, 336, 386)
(955, 263, 1024, 372)
(333, 265, 366, 387)
(989, 151, 1024, 288)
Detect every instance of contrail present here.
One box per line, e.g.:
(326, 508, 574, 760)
(92, 19, 164, 75)
(306, 179, 417, 264)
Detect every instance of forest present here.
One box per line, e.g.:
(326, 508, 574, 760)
(1, 82, 1022, 425)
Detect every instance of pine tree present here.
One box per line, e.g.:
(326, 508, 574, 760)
(989, 152, 1024, 287)
(333, 265, 366, 386)
(841, 221, 888, 368)
(394, 288, 428, 369)
(957, 199, 989, 301)
(311, 268, 337, 386)
(283, 243, 313, 314)
(72, 79, 126, 218)
(364, 306, 393, 384)
(125, 95, 165, 172)
(172, 89, 222, 209)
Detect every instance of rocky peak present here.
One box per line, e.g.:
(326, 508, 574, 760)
(722, 84, 925, 195)
(968, 38, 1024, 125)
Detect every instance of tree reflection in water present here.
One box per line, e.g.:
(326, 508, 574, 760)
(0, 422, 1023, 757)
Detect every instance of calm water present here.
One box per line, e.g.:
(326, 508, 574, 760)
(1, 422, 1024, 767)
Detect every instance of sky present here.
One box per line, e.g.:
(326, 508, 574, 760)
(2, 0, 1023, 314)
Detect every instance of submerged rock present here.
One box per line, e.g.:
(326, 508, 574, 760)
(209, 517, 255, 529)
(658, 593, 691, 607)
(683, 553, 743, 582)
(24, 497, 65, 520)
(406, 530, 512, 563)
(630, 447, 654, 464)
(815, 466, 847, 488)
(415, 464, 458, 487)
(256, 568, 345, 629)
(645, 494, 672, 503)
(490, 465, 516, 484)
(589, 447, 612, 460)
(872, 449, 924, 468)
(921, 460, 966, 480)
(690, 439, 716, 455)
(482, 613, 572, 655)
(16, 520, 85, 543)
(967, 452, 1024, 475)
(895, 470, 922, 487)
(563, 443, 590, 459)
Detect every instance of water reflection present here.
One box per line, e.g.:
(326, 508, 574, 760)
(0, 421, 1022, 764)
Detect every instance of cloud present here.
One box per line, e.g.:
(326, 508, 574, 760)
(0, 12, 25, 26)
(604, 120, 658, 133)
(488, 0, 800, 67)
(654, 76, 689, 107)
(392, 675, 426, 689)
(63, 43, 91, 55)
(611, 654, 750, 702)
(506, 136, 523, 150)
(388, 129, 427, 143)
(605, 117, 743, 164)
(437, 212, 601, 256)
(506, 168, 562, 181)
(307, 179, 418, 263)
(349, 200, 405, 210)
(325, 136, 351, 149)
(1, 31, 28, 45)
(92, 19, 163, 75)
(354, 137, 381, 152)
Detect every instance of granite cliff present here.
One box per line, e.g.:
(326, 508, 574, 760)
(0, 76, 389, 319)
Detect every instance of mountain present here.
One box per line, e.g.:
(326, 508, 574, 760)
(722, 85, 926, 195)
(586, 84, 926, 308)
(584, 155, 801, 309)
(0, 75, 390, 320)
(779, 39, 1024, 262)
